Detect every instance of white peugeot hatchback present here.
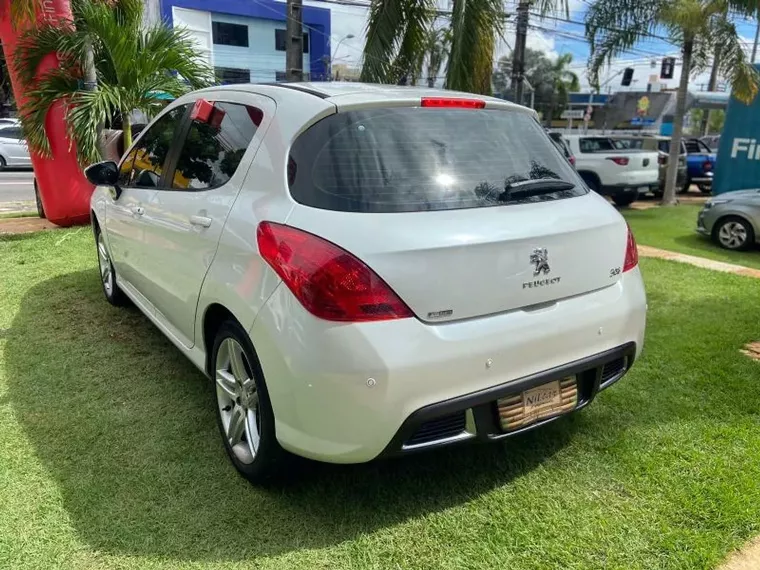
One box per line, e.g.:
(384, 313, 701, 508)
(87, 83, 647, 483)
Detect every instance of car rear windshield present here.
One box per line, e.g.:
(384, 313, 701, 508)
(288, 107, 586, 213)
(578, 137, 617, 152)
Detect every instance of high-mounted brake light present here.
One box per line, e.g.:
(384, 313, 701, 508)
(606, 157, 630, 166)
(623, 225, 638, 272)
(257, 222, 413, 322)
(420, 97, 486, 109)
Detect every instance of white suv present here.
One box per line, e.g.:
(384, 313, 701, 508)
(87, 83, 647, 483)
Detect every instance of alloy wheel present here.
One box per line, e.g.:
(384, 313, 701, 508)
(97, 232, 114, 295)
(215, 338, 261, 465)
(718, 221, 747, 249)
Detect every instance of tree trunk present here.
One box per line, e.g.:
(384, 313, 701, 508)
(84, 37, 105, 159)
(701, 43, 721, 136)
(122, 114, 132, 152)
(662, 36, 693, 206)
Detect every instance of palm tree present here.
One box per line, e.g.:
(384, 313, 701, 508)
(361, 0, 567, 95)
(425, 28, 451, 88)
(13, 0, 211, 166)
(586, 0, 760, 206)
(547, 53, 580, 121)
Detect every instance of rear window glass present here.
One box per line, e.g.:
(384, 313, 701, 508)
(579, 137, 616, 152)
(288, 108, 585, 213)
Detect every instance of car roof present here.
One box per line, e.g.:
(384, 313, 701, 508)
(190, 82, 532, 113)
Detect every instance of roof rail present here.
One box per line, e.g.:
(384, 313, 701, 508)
(257, 82, 329, 99)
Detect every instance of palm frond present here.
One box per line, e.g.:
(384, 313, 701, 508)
(391, 0, 436, 83)
(66, 83, 130, 164)
(532, 0, 569, 18)
(14, 0, 213, 166)
(14, 24, 84, 88)
(18, 68, 79, 158)
(711, 15, 760, 104)
(585, 0, 664, 87)
(446, 0, 503, 94)
(361, 0, 408, 83)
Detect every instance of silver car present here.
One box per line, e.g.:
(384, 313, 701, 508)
(697, 190, 760, 250)
(0, 125, 31, 169)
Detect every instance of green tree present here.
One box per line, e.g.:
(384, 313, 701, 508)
(492, 49, 579, 119)
(585, 0, 760, 206)
(360, 0, 567, 95)
(13, 0, 212, 166)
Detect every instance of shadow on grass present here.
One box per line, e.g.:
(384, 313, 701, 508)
(672, 234, 760, 257)
(4, 269, 585, 562)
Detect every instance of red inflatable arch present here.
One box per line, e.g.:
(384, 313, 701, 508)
(0, 0, 93, 226)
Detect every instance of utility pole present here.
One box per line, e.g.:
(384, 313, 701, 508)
(700, 46, 721, 136)
(285, 0, 304, 82)
(752, 9, 759, 63)
(511, 0, 530, 105)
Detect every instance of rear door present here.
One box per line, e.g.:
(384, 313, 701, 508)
(138, 95, 274, 348)
(285, 105, 628, 323)
(0, 127, 30, 166)
(106, 104, 189, 301)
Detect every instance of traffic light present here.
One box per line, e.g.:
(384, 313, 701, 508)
(621, 68, 634, 86)
(660, 57, 675, 79)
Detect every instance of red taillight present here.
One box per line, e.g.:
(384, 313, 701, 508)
(703, 161, 713, 172)
(420, 97, 485, 109)
(658, 155, 667, 165)
(623, 225, 638, 272)
(256, 222, 413, 322)
(569, 155, 576, 166)
(606, 157, 630, 166)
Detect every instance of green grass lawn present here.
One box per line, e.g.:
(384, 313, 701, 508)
(624, 203, 760, 270)
(3, 228, 760, 570)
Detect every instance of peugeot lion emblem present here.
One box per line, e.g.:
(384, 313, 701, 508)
(530, 247, 550, 276)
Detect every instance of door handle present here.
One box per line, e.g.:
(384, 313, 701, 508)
(189, 215, 212, 228)
(131, 206, 145, 216)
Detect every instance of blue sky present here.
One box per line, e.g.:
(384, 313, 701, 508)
(291, 0, 760, 92)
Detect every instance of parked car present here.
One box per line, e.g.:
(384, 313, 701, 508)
(700, 135, 720, 152)
(683, 138, 716, 194)
(86, 84, 647, 484)
(563, 134, 660, 207)
(548, 131, 576, 167)
(697, 189, 760, 250)
(609, 135, 687, 198)
(0, 124, 32, 169)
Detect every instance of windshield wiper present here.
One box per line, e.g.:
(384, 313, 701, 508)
(499, 178, 576, 201)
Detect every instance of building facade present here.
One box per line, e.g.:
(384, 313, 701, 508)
(145, 0, 331, 84)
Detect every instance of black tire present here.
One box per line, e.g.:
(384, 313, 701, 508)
(578, 172, 600, 193)
(0, 155, 6, 171)
(712, 216, 755, 251)
(34, 178, 45, 219)
(93, 222, 129, 306)
(612, 193, 637, 207)
(211, 320, 287, 484)
(698, 184, 712, 195)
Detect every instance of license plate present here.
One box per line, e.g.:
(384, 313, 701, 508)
(638, 186, 650, 193)
(497, 377, 577, 432)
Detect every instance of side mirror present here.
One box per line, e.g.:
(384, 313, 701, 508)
(85, 161, 120, 197)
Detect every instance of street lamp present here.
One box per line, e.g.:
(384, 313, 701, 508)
(330, 33, 355, 80)
(332, 33, 355, 61)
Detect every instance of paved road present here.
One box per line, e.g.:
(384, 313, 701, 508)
(0, 169, 35, 203)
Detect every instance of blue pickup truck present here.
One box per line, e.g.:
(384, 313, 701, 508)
(682, 138, 716, 194)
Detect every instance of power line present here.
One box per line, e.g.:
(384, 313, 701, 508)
(528, 11, 680, 46)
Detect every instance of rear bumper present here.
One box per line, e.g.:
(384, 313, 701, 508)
(690, 176, 713, 186)
(379, 342, 636, 457)
(602, 183, 658, 197)
(250, 269, 647, 464)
